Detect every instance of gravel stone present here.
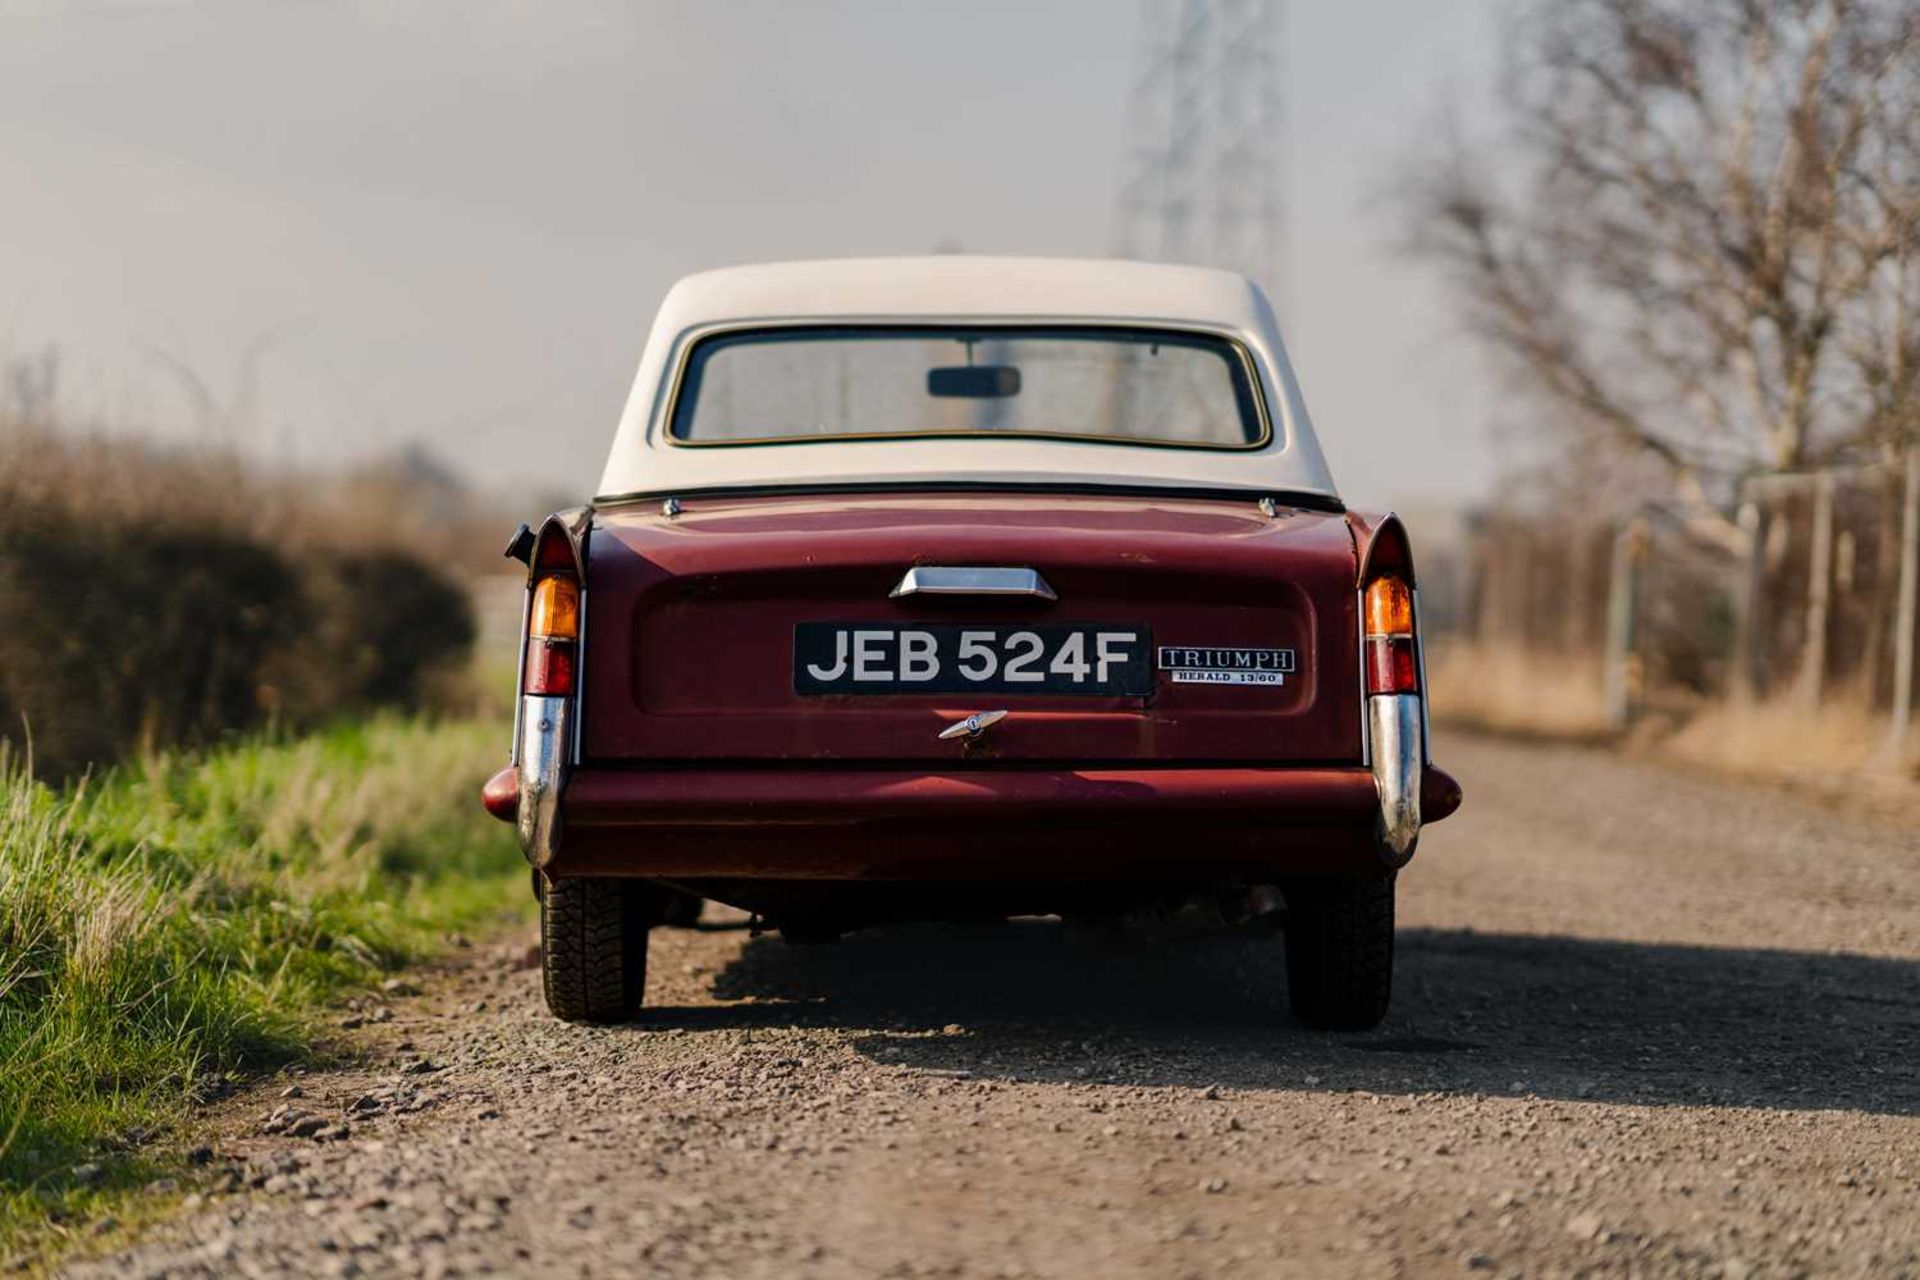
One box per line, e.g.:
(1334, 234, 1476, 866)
(59, 736, 1920, 1279)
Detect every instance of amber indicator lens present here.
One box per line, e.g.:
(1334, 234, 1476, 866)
(1363, 575, 1413, 637)
(530, 575, 580, 640)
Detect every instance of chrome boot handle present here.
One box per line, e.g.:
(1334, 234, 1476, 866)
(890, 567, 1057, 600)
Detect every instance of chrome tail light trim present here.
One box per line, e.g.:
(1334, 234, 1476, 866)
(516, 693, 573, 869)
(1368, 693, 1423, 867)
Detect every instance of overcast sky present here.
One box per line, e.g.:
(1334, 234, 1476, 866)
(0, 0, 1506, 510)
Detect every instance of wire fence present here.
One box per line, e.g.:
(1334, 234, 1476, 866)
(1442, 450, 1920, 759)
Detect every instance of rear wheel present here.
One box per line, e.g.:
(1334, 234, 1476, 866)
(1282, 875, 1394, 1031)
(540, 877, 650, 1024)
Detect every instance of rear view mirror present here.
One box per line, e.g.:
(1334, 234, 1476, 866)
(928, 365, 1021, 398)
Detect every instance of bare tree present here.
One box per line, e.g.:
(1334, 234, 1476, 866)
(1415, 0, 1919, 548)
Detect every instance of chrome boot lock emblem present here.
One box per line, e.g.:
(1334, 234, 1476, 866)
(938, 709, 1008, 741)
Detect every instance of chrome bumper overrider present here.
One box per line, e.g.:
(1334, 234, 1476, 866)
(1368, 693, 1423, 866)
(516, 693, 572, 868)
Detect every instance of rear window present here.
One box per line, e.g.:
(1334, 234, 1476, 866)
(667, 325, 1267, 450)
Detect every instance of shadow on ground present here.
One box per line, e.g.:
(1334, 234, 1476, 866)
(641, 920, 1919, 1116)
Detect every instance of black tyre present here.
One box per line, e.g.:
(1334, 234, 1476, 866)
(1282, 875, 1394, 1031)
(540, 877, 649, 1024)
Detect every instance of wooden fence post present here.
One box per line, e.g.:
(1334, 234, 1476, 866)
(1732, 498, 1765, 703)
(1603, 516, 1643, 731)
(1798, 471, 1835, 709)
(1474, 536, 1502, 643)
(1563, 527, 1592, 653)
(1890, 449, 1920, 757)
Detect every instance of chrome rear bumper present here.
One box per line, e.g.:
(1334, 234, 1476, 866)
(503, 689, 1432, 874)
(548, 762, 1463, 880)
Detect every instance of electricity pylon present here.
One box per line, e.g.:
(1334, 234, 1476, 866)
(1113, 0, 1288, 300)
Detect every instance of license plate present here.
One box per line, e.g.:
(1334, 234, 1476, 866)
(794, 623, 1152, 696)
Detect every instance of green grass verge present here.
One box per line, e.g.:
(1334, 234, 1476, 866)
(0, 717, 523, 1251)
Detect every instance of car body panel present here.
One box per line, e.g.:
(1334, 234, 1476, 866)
(553, 763, 1463, 881)
(580, 492, 1363, 764)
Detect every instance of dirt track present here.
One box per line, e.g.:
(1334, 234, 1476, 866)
(68, 734, 1920, 1278)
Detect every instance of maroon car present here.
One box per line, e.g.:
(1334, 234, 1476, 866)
(483, 257, 1461, 1030)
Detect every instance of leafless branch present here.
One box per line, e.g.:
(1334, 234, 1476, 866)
(1409, 0, 1919, 543)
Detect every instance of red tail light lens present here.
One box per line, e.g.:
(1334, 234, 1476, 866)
(1365, 635, 1419, 695)
(1362, 574, 1419, 695)
(525, 637, 576, 696)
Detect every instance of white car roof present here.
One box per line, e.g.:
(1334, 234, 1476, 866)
(596, 256, 1340, 504)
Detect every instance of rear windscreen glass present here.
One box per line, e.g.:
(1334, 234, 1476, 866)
(668, 326, 1267, 450)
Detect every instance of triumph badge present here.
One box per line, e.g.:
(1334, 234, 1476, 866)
(937, 709, 1008, 741)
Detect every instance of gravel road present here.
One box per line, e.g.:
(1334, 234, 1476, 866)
(68, 734, 1920, 1278)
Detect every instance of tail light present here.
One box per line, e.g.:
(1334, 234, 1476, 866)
(1356, 514, 1425, 865)
(1362, 574, 1419, 695)
(523, 538, 580, 697)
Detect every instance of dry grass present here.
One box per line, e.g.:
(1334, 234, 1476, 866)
(0, 425, 511, 570)
(0, 423, 484, 778)
(1660, 697, 1917, 783)
(1425, 640, 1617, 741)
(1429, 640, 1920, 813)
